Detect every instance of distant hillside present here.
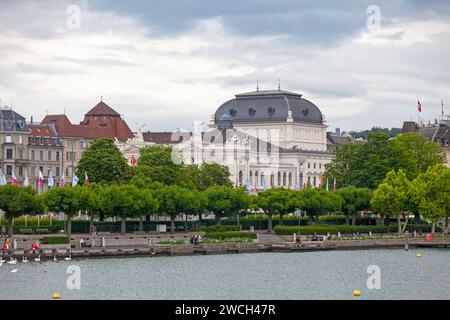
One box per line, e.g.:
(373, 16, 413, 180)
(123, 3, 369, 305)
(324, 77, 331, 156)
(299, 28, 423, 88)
(346, 127, 402, 140)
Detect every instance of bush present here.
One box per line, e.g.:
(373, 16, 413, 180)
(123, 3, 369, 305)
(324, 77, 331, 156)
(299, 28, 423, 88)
(157, 240, 185, 245)
(274, 224, 438, 235)
(197, 225, 240, 232)
(41, 236, 70, 244)
(205, 231, 257, 240)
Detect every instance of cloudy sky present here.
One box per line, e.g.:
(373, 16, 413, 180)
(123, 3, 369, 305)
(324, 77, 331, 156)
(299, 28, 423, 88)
(1, 0, 450, 132)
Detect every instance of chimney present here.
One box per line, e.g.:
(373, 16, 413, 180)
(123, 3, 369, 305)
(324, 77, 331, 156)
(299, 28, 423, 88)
(335, 127, 341, 135)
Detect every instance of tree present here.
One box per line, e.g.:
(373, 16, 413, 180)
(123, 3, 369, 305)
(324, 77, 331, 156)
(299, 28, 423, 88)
(100, 185, 141, 234)
(325, 132, 445, 189)
(45, 186, 89, 237)
(134, 145, 183, 186)
(203, 186, 250, 225)
(294, 188, 342, 224)
(155, 185, 195, 233)
(0, 185, 45, 237)
(371, 169, 411, 234)
(135, 188, 159, 232)
(256, 188, 291, 232)
(392, 133, 446, 180)
(336, 187, 372, 225)
(408, 164, 450, 233)
(183, 162, 232, 190)
(76, 138, 131, 184)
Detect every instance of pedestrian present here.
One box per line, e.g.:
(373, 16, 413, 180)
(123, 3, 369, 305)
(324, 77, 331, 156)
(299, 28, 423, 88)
(80, 238, 85, 248)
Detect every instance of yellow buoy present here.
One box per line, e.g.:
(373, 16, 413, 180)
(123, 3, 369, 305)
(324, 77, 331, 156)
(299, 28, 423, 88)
(52, 293, 61, 300)
(416, 253, 422, 258)
(353, 290, 361, 297)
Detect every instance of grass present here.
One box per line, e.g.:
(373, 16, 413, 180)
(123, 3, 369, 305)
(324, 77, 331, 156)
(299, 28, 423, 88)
(157, 240, 185, 245)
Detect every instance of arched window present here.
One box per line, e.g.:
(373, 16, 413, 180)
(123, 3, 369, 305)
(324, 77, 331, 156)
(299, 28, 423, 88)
(288, 172, 292, 187)
(313, 176, 317, 187)
(260, 172, 265, 186)
(255, 171, 259, 185)
(300, 172, 304, 187)
(278, 172, 281, 186)
(283, 172, 287, 186)
(270, 173, 274, 186)
(239, 171, 243, 185)
(249, 171, 253, 185)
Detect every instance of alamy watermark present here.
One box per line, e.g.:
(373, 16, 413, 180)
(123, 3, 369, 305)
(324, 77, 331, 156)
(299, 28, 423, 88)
(66, 265, 81, 290)
(367, 5, 381, 31)
(66, 5, 81, 30)
(366, 265, 381, 290)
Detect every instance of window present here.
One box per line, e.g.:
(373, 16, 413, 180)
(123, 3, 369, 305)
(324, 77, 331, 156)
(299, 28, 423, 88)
(6, 149, 13, 159)
(260, 173, 265, 186)
(31, 150, 35, 160)
(283, 172, 287, 186)
(39, 166, 44, 175)
(288, 173, 292, 187)
(47, 168, 51, 176)
(48, 151, 52, 161)
(56, 167, 60, 177)
(238, 171, 243, 185)
(18, 166, 23, 176)
(19, 149, 23, 159)
(249, 171, 253, 185)
(30, 166, 36, 177)
(56, 152, 60, 161)
(5, 135, 12, 143)
(39, 151, 43, 161)
(313, 163, 316, 169)
(254, 171, 259, 185)
(319, 163, 322, 169)
(6, 165, 13, 176)
(19, 136, 23, 144)
(313, 177, 317, 187)
(307, 163, 311, 169)
(278, 172, 281, 186)
(66, 152, 75, 161)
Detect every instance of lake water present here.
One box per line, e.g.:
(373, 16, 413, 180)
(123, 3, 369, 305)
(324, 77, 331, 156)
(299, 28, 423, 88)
(1, 249, 449, 300)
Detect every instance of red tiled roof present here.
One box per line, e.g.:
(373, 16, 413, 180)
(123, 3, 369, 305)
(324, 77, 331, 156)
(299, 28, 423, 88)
(85, 101, 120, 117)
(28, 124, 58, 137)
(41, 101, 133, 141)
(143, 132, 184, 144)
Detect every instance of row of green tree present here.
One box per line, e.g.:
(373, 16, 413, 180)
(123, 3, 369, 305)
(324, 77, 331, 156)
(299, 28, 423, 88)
(2, 164, 448, 237)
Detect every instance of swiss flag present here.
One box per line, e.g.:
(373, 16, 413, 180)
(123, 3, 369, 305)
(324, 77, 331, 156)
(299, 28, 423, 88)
(85, 172, 90, 185)
(417, 99, 422, 113)
(38, 171, 44, 186)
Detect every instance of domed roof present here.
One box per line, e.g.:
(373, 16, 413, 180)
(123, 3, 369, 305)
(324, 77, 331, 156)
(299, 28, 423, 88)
(214, 89, 323, 125)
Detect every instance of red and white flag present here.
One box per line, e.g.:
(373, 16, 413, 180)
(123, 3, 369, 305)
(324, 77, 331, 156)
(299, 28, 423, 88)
(85, 172, 90, 185)
(60, 172, 65, 187)
(38, 170, 44, 186)
(417, 99, 422, 113)
(11, 171, 18, 185)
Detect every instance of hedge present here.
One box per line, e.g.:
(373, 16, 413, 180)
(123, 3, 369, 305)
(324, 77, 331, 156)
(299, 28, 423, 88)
(41, 236, 70, 244)
(205, 231, 257, 240)
(197, 225, 240, 232)
(274, 224, 439, 235)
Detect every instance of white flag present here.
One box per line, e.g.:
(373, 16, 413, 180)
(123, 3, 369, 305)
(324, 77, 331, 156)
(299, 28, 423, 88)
(72, 173, 79, 187)
(0, 171, 7, 185)
(48, 171, 54, 187)
(24, 173, 29, 187)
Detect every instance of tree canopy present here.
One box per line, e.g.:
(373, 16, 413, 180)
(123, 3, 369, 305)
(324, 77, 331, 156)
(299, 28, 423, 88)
(325, 132, 445, 189)
(76, 138, 131, 184)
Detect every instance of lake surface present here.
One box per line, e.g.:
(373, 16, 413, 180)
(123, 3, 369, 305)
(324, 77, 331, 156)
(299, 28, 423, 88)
(1, 249, 449, 300)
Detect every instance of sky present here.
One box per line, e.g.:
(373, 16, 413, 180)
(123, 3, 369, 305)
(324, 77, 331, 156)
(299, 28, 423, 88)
(0, 0, 450, 133)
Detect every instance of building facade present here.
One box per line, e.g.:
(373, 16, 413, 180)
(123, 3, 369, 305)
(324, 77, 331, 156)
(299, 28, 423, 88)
(172, 89, 338, 189)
